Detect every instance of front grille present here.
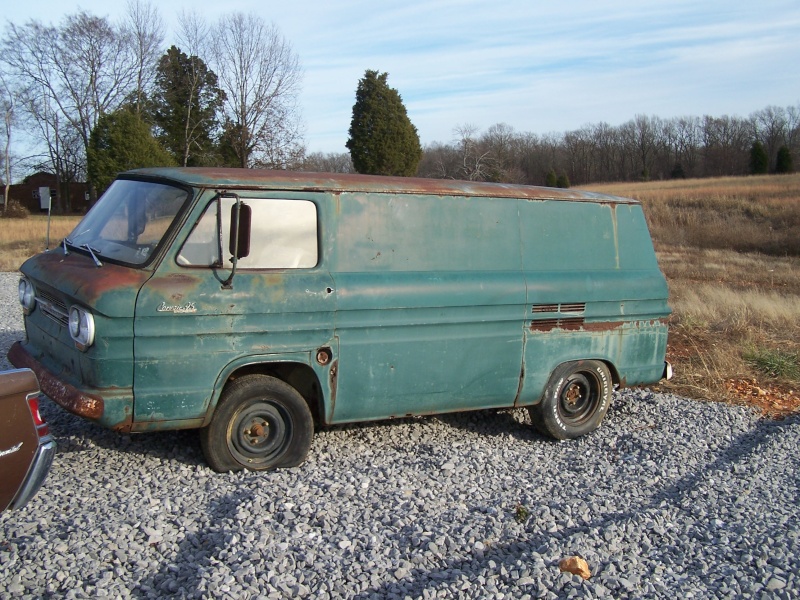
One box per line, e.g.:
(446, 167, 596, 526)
(37, 290, 69, 327)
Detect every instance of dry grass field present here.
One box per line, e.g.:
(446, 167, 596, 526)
(587, 173, 800, 416)
(3, 174, 799, 415)
(0, 214, 81, 271)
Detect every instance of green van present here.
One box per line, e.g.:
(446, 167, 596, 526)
(10, 168, 671, 472)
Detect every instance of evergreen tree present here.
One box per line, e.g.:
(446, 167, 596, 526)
(346, 70, 422, 176)
(88, 108, 176, 194)
(545, 169, 557, 187)
(775, 145, 794, 174)
(556, 173, 571, 188)
(749, 141, 769, 174)
(670, 162, 686, 179)
(151, 46, 225, 166)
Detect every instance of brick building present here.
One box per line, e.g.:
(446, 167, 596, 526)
(7, 172, 91, 214)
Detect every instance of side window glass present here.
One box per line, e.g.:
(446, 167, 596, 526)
(178, 198, 318, 269)
(177, 202, 220, 267)
(233, 199, 318, 269)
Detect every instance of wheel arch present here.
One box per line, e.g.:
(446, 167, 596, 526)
(204, 355, 325, 427)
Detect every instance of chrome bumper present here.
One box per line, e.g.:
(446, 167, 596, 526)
(8, 436, 56, 511)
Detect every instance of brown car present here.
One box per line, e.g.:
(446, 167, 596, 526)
(0, 368, 56, 511)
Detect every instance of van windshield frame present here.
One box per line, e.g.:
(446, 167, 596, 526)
(65, 179, 191, 268)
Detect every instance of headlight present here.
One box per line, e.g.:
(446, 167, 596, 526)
(19, 277, 35, 314)
(68, 306, 95, 348)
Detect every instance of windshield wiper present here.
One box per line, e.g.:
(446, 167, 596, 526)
(62, 238, 71, 255)
(82, 244, 103, 267)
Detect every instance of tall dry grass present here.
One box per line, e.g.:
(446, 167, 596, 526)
(0, 215, 82, 272)
(590, 174, 800, 256)
(587, 175, 800, 408)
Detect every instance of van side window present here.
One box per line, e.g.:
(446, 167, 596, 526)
(177, 201, 219, 266)
(178, 198, 318, 269)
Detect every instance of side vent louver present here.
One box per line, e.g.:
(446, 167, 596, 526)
(532, 303, 559, 313)
(529, 302, 587, 332)
(560, 302, 586, 313)
(531, 302, 586, 314)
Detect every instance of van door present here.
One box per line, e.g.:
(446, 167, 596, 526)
(133, 193, 335, 427)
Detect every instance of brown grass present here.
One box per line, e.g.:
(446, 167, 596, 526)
(0, 215, 82, 272)
(587, 174, 800, 415)
(590, 174, 800, 256)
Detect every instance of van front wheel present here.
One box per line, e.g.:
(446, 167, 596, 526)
(200, 375, 313, 472)
(529, 360, 612, 440)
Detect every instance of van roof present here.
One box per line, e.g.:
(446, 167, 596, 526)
(125, 167, 638, 204)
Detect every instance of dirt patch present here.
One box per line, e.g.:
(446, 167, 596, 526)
(724, 378, 799, 418)
(659, 331, 799, 419)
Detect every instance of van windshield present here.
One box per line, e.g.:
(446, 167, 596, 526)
(65, 179, 189, 267)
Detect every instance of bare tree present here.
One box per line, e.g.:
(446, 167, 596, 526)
(301, 151, 353, 173)
(2, 13, 140, 198)
(453, 124, 494, 181)
(212, 13, 303, 168)
(124, 0, 165, 116)
(482, 123, 525, 182)
(21, 88, 86, 212)
(1, 74, 16, 213)
(177, 10, 211, 58)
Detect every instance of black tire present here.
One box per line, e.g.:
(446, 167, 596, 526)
(200, 375, 313, 472)
(528, 360, 612, 440)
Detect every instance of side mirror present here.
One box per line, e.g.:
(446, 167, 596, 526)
(229, 202, 251, 259)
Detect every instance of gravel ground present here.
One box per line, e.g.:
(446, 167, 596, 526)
(1, 270, 798, 599)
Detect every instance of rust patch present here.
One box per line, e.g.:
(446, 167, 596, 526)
(529, 317, 587, 332)
(126, 167, 640, 205)
(580, 320, 626, 332)
(7, 342, 104, 420)
(528, 319, 667, 333)
(27, 252, 151, 303)
(327, 359, 338, 422)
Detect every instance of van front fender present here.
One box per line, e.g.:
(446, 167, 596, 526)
(202, 351, 330, 427)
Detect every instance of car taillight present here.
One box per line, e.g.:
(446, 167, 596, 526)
(27, 395, 50, 437)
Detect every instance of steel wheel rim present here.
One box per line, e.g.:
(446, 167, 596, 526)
(228, 401, 291, 466)
(557, 372, 599, 425)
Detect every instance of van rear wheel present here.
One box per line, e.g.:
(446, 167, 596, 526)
(200, 375, 313, 472)
(529, 360, 612, 440)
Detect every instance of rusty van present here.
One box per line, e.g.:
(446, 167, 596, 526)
(9, 168, 671, 472)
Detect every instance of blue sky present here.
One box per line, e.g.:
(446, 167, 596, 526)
(4, 1, 800, 153)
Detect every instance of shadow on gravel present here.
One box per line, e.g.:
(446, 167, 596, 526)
(130, 490, 251, 598)
(320, 407, 541, 443)
(435, 408, 542, 442)
(348, 414, 800, 599)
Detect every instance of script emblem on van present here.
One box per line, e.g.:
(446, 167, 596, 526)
(157, 301, 197, 314)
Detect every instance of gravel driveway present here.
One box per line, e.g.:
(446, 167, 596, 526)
(1, 271, 798, 599)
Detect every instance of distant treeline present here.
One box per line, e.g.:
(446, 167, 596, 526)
(304, 105, 799, 186)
